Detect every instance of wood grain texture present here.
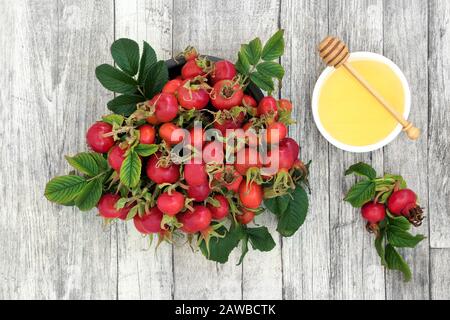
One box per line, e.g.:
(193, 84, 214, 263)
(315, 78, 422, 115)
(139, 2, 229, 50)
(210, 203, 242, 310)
(430, 249, 450, 299)
(114, 0, 174, 300)
(280, 0, 331, 300)
(383, 0, 430, 300)
(428, 0, 450, 248)
(328, 0, 386, 300)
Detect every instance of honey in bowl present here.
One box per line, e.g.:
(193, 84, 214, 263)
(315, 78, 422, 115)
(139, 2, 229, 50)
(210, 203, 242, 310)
(313, 52, 410, 152)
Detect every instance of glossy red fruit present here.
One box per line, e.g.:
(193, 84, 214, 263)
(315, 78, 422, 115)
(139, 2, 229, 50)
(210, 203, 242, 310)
(187, 183, 211, 202)
(257, 96, 278, 116)
(184, 47, 198, 61)
(178, 205, 212, 234)
(242, 95, 257, 108)
(279, 137, 300, 161)
(98, 194, 130, 219)
(176, 80, 210, 110)
(237, 208, 255, 225)
(203, 141, 224, 164)
(207, 195, 230, 220)
(235, 148, 262, 176)
(162, 79, 183, 94)
(278, 99, 293, 112)
(265, 146, 295, 173)
(133, 207, 164, 234)
(265, 122, 287, 145)
(238, 181, 263, 209)
(146, 114, 160, 125)
(86, 122, 115, 153)
(152, 93, 179, 122)
(361, 202, 386, 223)
(181, 60, 205, 79)
(108, 145, 126, 172)
(213, 112, 245, 135)
(211, 80, 244, 110)
(157, 191, 185, 216)
(210, 60, 236, 85)
(159, 123, 185, 146)
(146, 153, 180, 184)
(214, 165, 243, 193)
(387, 189, 418, 216)
(184, 162, 208, 186)
(138, 124, 156, 145)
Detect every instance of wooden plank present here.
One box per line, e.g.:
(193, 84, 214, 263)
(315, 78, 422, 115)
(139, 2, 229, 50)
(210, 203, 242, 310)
(428, 0, 450, 248)
(327, 0, 386, 300)
(114, 0, 174, 300)
(171, 0, 281, 300)
(383, 0, 430, 299)
(430, 249, 450, 299)
(279, 0, 331, 300)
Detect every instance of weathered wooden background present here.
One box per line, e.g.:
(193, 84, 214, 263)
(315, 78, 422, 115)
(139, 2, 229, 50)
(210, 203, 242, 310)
(0, 0, 449, 300)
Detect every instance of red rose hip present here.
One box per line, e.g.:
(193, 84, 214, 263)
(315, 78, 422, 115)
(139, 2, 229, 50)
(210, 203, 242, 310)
(86, 122, 115, 153)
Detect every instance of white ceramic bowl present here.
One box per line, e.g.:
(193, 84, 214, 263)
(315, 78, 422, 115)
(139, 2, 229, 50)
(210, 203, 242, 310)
(312, 52, 411, 153)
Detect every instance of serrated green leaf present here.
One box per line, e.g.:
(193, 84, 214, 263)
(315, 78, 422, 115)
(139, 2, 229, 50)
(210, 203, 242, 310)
(95, 64, 138, 94)
(65, 153, 99, 177)
(387, 225, 425, 248)
(246, 227, 276, 252)
(242, 38, 262, 65)
(107, 94, 146, 116)
(45, 175, 87, 205)
(90, 153, 109, 172)
(200, 225, 245, 264)
(236, 50, 251, 75)
(237, 234, 249, 266)
(120, 151, 142, 188)
(138, 41, 157, 84)
(277, 185, 309, 237)
(345, 162, 377, 179)
(111, 38, 140, 76)
(388, 214, 411, 231)
(74, 178, 103, 211)
(375, 230, 387, 267)
(344, 180, 376, 208)
(134, 144, 158, 157)
(261, 29, 285, 61)
(250, 72, 274, 92)
(143, 60, 169, 99)
(385, 244, 412, 281)
(264, 193, 290, 216)
(256, 61, 285, 79)
(102, 114, 125, 126)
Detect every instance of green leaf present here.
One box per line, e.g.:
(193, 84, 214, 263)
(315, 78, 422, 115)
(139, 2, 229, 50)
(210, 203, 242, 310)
(344, 180, 376, 208)
(261, 29, 285, 61)
(236, 50, 251, 75)
(120, 151, 142, 188)
(134, 144, 158, 157)
(256, 61, 285, 79)
(384, 174, 407, 189)
(264, 193, 290, 216)
(246, 227, 276, 252)
(74, 178, 103, 211)
(387, 225, 425, 248)
(345, 162, 377, 180)
(250, 72, 274, 92)
(200, 225, 244, 264)
(242, 38, 262, 65)
(107, 94, 146, 116)
(237, 234, 249, 265)
(45, 175, 87, 205)
(95, 64, 138, 94)
(277, 185, 309, 237)
(90, 153, 109, 172)
(138, 41, 157, 84)
(65, 153, 100, 177)
(143, 60, 169, 99)
(385, 244, 412, 281)
(102, 114, 125, 126)
(111, 38, 140, 76)
(375, 231, 387, 267)
(388, 214, 411, 231)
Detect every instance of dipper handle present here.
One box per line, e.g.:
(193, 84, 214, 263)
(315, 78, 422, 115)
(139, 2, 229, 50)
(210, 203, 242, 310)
(318, 36, 420, 140)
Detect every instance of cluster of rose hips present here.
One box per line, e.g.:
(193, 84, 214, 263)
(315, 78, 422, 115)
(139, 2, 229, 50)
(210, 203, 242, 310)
(361, 187, 424, 232)
(84, 48, 304, 240)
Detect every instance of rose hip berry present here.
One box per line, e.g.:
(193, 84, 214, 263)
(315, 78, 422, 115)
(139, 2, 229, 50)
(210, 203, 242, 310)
(278, 99, 293, 112)
(133, 207, 164, 234)
(184, 162, 208, 186)
(361, 202, 386, 234)
(157, 191, 185, 216)
(213, 165, 243, 193)
(242, 95, 257, 108)
(138, 124, 156, 145)
(207, 195, 230, 220)
(152, 93, 179, 122)
(176, 79, 210, 110)
(181, 60, 205, 79)
(86, 122, 115, 153)
(146, 153, 180, 184)
(178, 205, 212, 234)
(98, 194, 130, 219)
(279, 137, 300, 161)
(237, 208, 255, 225)
(387, 189, 424, 226)
(108, 145, 126, 172)
(210, 60, 236, 85)
(187, 183, 211, 202)
(257, 96, 278, 116)
(238, 181, 263, 209)
(265, 122, 287, 145)
(162, 79, 183, 94)
(159, 123, 185, 146)
(211, 80, 244, 110)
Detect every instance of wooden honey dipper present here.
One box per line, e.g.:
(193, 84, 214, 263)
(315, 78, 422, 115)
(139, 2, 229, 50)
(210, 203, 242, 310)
(318, 36, 420, 140)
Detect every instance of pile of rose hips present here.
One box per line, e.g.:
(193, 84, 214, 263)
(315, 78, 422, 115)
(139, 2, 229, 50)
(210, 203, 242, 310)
(85, 48, 304, 241)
